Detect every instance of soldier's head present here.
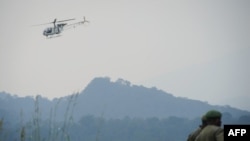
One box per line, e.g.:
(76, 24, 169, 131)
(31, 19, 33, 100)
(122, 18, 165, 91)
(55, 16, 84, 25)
(201, 114, 207, 127)
(205, 110, 222, 127)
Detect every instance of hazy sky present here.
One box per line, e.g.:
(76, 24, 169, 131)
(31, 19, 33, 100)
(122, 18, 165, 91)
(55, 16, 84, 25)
(0, 0, 249, 111)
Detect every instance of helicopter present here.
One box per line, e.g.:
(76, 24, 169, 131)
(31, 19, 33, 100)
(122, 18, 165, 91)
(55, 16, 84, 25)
(33, 16, 89, 38)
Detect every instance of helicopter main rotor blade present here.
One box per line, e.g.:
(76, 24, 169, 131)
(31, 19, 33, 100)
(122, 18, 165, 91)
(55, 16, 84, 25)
(57, 18, 75, 23)
(31, 18, 75, 27)
(30, 22, 53, 26)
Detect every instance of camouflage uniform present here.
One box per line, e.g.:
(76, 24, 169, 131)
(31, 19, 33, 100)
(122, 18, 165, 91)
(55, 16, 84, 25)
(195, 125, 223, 141)
(187, 127, 202, 141)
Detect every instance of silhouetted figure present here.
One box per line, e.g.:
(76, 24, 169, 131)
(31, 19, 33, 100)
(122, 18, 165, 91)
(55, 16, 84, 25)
(195, 110, 224, 141)
(187, 115, 207, 141)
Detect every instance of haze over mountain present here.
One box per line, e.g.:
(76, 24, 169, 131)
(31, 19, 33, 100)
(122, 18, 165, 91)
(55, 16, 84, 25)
(0, 77, 249, 124)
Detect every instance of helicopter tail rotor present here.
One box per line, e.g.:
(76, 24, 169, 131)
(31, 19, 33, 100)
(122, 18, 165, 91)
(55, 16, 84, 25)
(83, 16, 89, 24)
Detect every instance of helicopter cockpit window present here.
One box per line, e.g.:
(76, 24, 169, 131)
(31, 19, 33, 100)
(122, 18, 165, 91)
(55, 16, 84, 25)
(45, 28, 52, 33)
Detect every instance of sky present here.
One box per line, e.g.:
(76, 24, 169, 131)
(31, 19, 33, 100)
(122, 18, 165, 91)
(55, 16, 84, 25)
(0, 0, 250, 111)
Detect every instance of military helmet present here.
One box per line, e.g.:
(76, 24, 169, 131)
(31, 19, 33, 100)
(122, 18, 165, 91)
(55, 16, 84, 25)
(201, 114, 207, 122)
(205, 110, 222, 119)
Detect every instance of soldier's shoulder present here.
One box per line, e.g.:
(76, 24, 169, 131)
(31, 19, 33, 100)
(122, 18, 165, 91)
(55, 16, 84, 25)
(205, 125, 222, 130)
(189, 128, 202, 137)
(187, 127, 202, 141)
(195, 125, 223, 141)
(202, 125, 223, 135)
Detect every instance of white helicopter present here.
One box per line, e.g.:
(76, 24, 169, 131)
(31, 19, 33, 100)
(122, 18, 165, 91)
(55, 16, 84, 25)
(33, 16, 89, 38)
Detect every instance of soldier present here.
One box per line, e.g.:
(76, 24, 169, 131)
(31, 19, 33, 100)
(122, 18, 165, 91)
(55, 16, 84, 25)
(187, 115, 207, 141)
(195, 110, 224, 141)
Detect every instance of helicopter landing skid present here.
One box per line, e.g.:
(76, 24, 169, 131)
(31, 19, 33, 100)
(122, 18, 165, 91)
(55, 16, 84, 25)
(46, 34, 61, 39)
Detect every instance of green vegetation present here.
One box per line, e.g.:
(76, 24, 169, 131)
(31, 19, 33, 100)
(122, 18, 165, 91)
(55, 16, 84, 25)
(1, 112, 249, 141)
(0, 94, 79, 141)
(0, 91, 249, 141)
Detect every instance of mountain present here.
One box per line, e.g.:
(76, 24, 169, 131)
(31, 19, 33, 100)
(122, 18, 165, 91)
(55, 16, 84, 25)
(70, 77, 250, 119)
(0, 77, 249, 124)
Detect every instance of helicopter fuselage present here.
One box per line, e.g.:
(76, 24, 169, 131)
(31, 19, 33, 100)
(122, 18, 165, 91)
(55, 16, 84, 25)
(43, 24, 66, 37)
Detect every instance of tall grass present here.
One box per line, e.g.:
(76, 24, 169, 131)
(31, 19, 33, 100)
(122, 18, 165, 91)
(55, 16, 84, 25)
(2, 93, 79, 141)
(20, 127, 25, 141)
(67, 93, 78, 141)
(1, 92, 104, 141)
(48, 98, 62, 141)
(59, 93, 79, 141)
(28, 93, 79, 141)
(0, 118, 9, 141)
(0, 118, 3, 141)
(33, 95, 41, 141)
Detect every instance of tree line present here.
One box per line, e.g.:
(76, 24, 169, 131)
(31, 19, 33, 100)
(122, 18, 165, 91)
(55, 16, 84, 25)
(1, 113, 249, 141)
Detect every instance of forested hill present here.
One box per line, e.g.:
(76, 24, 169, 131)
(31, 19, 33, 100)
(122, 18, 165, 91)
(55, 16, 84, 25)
(71, 77, 250, 119)
(1, 77, 250, 123)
